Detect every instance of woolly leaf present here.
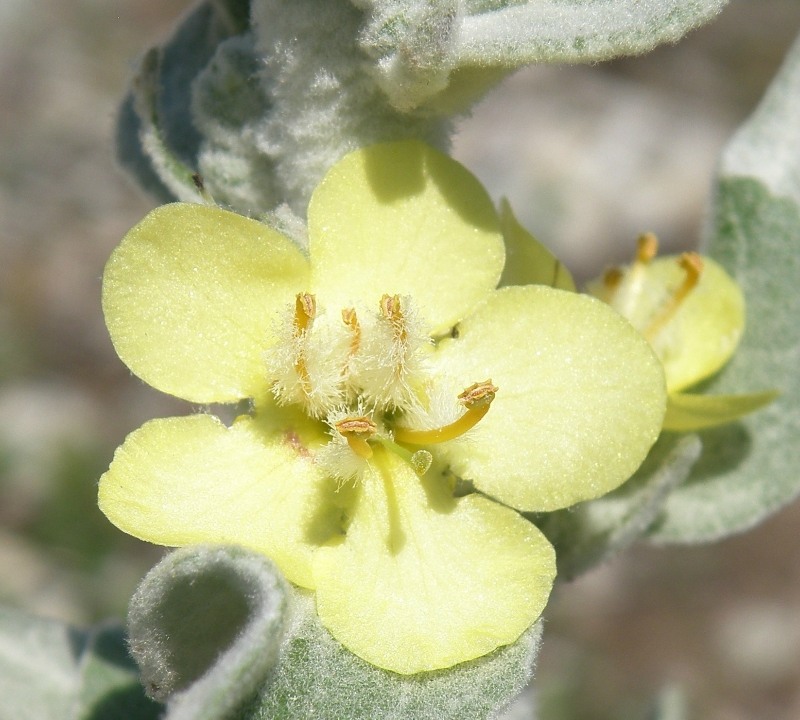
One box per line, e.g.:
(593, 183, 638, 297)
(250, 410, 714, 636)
(247, 590, 542, 720)
(75, 625, 162, 720)
(127, 546, 287, 720)
(538, 434, 701, 579)
(126, 546, 541, 720)
(116, 0, 250, 203)
(648, 34, 800, 542)
(0, 607, 159, 720)
(455, 0, 728, 66)
(119, 1, 726, 213)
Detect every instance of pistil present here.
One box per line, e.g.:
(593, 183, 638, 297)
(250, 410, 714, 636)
(393, 380, 498, 446)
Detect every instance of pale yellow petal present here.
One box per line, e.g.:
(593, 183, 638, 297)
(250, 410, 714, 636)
(314, 448, 555, 674)
(98, 412, 342, 588)
(103, 203, 310, 403)
(308, 142, 504, 334)
(499, 199, 575, 291)
(430, 286, 666, 512)
(646, 256, 745, 392)
(663, 390, 779, 431)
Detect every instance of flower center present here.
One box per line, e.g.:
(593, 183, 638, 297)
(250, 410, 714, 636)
(595, 233, 705, 342)
(266, 292, 497, 481)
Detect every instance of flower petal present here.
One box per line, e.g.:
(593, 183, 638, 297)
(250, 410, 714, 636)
(663, 390, 779, 431)
(103, 203, 310, 403)
(308, 142, 504, 334)
(313, 448, 555, 674)
(98, 412, 342, 588)
(498, 199, 575, 291)
(592, 254, 746, 394)
(430, 286, 666, 512)
(646, 255, 745, 393)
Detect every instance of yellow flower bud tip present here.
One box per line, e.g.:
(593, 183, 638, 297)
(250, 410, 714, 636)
(392, 381, 498, 446)
(587, 234, 759, 413)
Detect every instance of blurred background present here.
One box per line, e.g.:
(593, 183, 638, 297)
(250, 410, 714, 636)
(0, 1, 799, 718)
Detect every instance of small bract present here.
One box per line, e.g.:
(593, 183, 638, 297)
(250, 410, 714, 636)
(99, 141, 666, 674)
(588, 233, 776, 431)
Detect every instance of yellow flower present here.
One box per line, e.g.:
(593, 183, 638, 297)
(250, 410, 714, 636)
(588, 233, 777, 431)
(99, 141, 666, 674)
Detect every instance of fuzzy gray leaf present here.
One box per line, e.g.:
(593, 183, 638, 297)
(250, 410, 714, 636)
(648, 34, 800, 542)
(0, 607, 158, 720)
(247, 590, 542, 720)
(539, 434, 701, 579)
(456, 0, 728, 66)
(127, 546, 288, 720)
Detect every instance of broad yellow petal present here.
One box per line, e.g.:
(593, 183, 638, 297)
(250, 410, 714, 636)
(308, 142, 504, 335)
(663, 390, 778, 431)
(98, 412, 342, 588)
(591, 254, 745, 393)
(103, 203, 310, 403)
(430, 286, 666, 512)
(499, 199, 575, 291)
(314, 448, 555, 674)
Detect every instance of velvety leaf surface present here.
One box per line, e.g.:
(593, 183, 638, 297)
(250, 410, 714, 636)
(538, 434, 701, 579)
(128, 547, 288, 720)
(0, 607, 159, 720)
(75, 625, 162, 720)
(647, 34, 800, 542)
(126, 546, 541, 720)
(248, 591, 542, 720)
(116, 0, 250, 202)
(455, 0, 728, 66)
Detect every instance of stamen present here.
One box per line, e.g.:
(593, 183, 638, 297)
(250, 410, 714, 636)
(635, 232, 659, 264)
(292, 293, 316, 393)
(613, 232, 659, 313)
(335, 416, 377, 459)
(602, 267, 624, 291)
(644, 252, 704, 341)
(392, 380, 498, 446)
(293, 293, 316, 335)
(341, 307, 361, 358)
(380, 293, 408, 345)
(598, 234, 659, 307)
(376, 293, 415, 393)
